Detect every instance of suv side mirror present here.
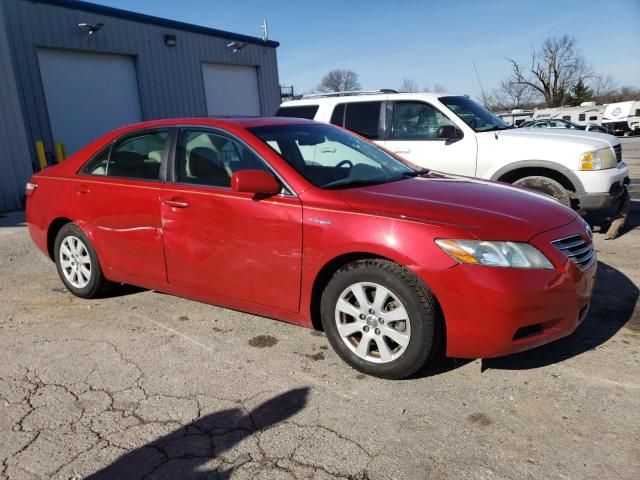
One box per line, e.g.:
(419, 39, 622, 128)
(437, 125, 461, 141)
(231, 170, 281, 195)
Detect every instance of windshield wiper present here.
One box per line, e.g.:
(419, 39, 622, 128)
(402, 168, 429, 178)
(323, 178, 390, 190)
(480, 125, 514, 132)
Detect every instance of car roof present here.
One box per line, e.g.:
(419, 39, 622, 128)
(280, 92, 457, 106)
(115, 116, 315, 132)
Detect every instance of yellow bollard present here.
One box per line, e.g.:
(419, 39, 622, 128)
(35, 140, 47, 170)
(54, 142, 66, 163)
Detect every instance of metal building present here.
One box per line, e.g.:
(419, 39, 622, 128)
(0, 0, 281, 212)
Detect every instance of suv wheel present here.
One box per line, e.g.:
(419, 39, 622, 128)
(320, 259, 437, 379)
(512, 176, 572, 208)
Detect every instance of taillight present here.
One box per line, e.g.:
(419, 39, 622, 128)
(25, 181, 37, 198)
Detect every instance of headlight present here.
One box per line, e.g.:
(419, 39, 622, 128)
(579, 148, 616, 170)
(435, 239, 554, 269)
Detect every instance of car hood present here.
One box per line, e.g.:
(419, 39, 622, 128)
(496, 128, 619, 149)
(337, 172, 578, 241)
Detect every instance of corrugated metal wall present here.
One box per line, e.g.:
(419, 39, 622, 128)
(0, 1, 34, 212)
(0, 0, 281, 211)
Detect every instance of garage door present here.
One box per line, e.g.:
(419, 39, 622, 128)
(202, 63, 261, 116)
(38, 49, 142, 154)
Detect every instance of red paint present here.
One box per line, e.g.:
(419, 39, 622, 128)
(26, 117, 596, 359)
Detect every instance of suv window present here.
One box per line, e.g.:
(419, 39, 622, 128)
(276, 105, 319, 120)
(176, 129, 268, 188)
(390, 101, 453, 140)
(82, 130, 168, 180)
(331, 101, 382, 139)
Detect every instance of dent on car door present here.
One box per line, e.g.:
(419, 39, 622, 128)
(73, 129, 170, 283)
(160, 128, 303, 312)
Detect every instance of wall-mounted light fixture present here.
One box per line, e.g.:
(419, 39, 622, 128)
(164, 34, 177, 47)
(226, 41, 247, 53)
(78, 22, 104, 35)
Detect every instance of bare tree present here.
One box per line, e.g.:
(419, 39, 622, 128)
(399, 78, 419, 93)
(489, 79, 538, 110)
(508, 35, 590, 107)
(317, 69, 361, 92)
(433, 83, 447, 93)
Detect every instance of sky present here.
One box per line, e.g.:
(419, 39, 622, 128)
(97, 0, 640, 97)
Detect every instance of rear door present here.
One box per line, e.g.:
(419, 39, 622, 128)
(73, 129, 170, 283)
(160, 127, 303, 312)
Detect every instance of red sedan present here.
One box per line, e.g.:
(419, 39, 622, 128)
(26, 117, 596, 379)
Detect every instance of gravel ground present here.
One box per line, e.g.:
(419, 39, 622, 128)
(0, 138, 638, 479)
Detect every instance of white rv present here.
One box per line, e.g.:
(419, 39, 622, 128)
(533, 103, 605, 126)
(496, 109, 533, 126)
(602, 101, 640, 135)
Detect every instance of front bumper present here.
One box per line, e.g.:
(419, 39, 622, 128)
(423, 217, 596, 358)
(576, 162, 630, 210)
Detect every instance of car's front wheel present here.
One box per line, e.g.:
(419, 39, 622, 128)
(320, 259, 437, 379)
(54, 223, 111, 298)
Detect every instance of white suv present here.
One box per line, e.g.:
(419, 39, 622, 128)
(277, 91, 630, 212)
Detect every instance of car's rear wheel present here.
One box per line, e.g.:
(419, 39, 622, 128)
(512, 175, 572, 208)
(320, 259, 437, 379)
(54, 223, 111, 298)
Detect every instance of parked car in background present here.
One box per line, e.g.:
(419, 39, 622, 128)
(26, 117, 596, 379)
(278, 91, 629, 213)
(519, 118, 613, 135)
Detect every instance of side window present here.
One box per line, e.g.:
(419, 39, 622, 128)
(635, 109, 640, 117)
(343, 101, 382, 139)
(276, 105, 319, 119)
(330, 103, 346, 126)
(390, 101, 453, 140)
(589, 116, 598, 121)
(562, 116, 571, 121)
(176, 129, 268, 188)
(579, 114, 586, 121)
(107, 131, 168, 180)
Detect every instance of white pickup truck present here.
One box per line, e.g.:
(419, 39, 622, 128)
(278, 91, 630, 212)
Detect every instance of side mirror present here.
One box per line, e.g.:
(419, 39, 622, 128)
(231, 170, 281, 195)
(436, 125, 461, 141)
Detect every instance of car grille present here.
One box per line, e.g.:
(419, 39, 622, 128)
(551, 235, 596, 271)
(614, 144, 622, 164)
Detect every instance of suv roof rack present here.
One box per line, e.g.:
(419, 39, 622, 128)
(301, 89, 398, 99)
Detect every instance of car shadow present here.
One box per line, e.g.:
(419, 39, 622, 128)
(584, 198, 639, 239)
(483, 260, 639, 371)
(85, 387, 309, 480)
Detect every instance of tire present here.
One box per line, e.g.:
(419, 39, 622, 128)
(320, 259, 437, 379)
(54, 223, 111, 298)
(512, 176, 572, 208)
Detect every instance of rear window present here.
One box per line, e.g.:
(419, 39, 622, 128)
(276, 105, 319, 120)
(340, 101, 383, 139)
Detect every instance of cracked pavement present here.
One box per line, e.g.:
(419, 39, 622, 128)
(1, 138, 639, 479)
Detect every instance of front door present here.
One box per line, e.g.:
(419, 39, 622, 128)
(384, 100, 477, 176)
(160, 128, 303, 312)
(73, 129, 169, 283)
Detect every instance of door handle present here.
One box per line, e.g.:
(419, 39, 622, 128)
(393, 148, 411, 154)
(77, 184, 90, 194)
(163, 198, 190, 208)
(320, 147, 336, 153)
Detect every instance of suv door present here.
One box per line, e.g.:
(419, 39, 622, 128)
(383, 100, 477, 176)
(160, 128, 303, 312)
(74, 129, 170, 284)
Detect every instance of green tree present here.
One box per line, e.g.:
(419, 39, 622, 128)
(568, 78, 593, 106)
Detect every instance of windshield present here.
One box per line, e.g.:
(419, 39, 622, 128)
(248, 123, 417, 189)
(439, 96, 510, 132)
